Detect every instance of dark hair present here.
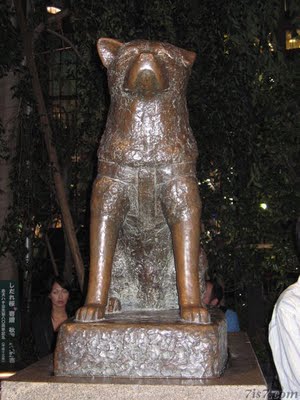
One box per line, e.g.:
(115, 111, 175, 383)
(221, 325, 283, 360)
(47, 276, 71, 294)
(207, 279, 224, 304)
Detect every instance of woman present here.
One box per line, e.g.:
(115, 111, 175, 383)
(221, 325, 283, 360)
(32, 276, 71, 359)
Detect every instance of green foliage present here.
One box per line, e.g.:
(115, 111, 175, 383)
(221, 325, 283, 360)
(1, 0, 299, 314)
(178, 1, 299, 298)
(0, 2, 22, 78)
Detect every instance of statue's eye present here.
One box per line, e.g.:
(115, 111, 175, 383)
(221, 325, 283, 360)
(156, 50, 173, 61)
(118, 48, 139, 64)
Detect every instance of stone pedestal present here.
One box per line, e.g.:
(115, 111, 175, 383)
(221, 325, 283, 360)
(1, 333, 267, 400)
(54, 309, 227, 379)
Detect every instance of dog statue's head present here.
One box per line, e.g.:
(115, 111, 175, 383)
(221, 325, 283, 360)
(97, 38, 196, 100)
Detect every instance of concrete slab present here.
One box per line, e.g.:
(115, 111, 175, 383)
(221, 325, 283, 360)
(1, 332, 267, 400)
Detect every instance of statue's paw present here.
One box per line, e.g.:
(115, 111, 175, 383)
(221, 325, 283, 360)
(75, 303, 106, 322)
(181, 305, 211, 324)
(106, 297, 122, 313)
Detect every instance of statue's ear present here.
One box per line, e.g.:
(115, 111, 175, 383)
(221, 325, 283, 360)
(180, 48, 196, 67)
(97, 38, 123, 68)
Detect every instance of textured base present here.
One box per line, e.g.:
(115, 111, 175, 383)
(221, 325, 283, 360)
(54, 309, 227, 378)
(2, 333, 267, 400)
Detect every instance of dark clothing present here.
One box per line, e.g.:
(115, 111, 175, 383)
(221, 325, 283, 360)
(220, 306, 240, 332)
(32, 310, 58, 359)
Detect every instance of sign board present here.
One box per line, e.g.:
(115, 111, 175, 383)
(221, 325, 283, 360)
(0, 280, 19, 366)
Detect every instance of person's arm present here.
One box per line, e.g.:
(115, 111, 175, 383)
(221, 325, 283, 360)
(271, 298, 300, 391)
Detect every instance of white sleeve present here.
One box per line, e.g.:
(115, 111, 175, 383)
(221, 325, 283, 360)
(269, 296, 300, 392)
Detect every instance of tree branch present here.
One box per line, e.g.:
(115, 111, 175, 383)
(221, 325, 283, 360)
(45, 233, 59, 277)
(46, 28, 85, 63)
(15, 0, 85, 291)
(34, 8, 70, 36)
(34, 9, 86, 67)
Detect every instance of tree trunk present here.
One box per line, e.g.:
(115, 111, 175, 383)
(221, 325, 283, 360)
(14, 1, 84, 291)
(63, 165, 74, 284)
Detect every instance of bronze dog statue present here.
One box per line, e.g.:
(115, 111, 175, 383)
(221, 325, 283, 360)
(76, 38, 209, 324)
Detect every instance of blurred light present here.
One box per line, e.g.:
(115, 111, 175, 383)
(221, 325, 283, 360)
(257, 243, 273, 249)
(47, 6, 61, 14)
(46, 0, 63, 14)
(34, 223, 42, 238)
(260, 203, 268, 210)
(53, 218, 62, 228)
(286, 29, 300, 50)
(267, 32, 275, 52)
(0, 372, 16, 379)
(268, 41, 275, 52)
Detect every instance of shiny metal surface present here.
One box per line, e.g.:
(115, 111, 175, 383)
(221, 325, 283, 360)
(75, 38, 209, 324)
(55, 309, 227, 378)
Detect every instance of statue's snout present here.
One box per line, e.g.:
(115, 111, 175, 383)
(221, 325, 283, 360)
(123, 52, 169, 95)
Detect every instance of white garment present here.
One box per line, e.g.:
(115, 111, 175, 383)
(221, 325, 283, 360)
(269, 275, 300, 394)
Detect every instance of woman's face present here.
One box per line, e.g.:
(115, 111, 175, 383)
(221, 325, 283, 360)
(49, 282, 69, 308)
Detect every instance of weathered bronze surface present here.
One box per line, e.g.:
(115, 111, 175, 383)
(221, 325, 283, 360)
(55, 309, 227, 378)
(75, 38, 209, 323)
(55, 38, 229, 379)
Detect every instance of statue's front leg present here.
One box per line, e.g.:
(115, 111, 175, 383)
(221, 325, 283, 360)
(161, 176, 210, 324)
(76, 176, 129, 322)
